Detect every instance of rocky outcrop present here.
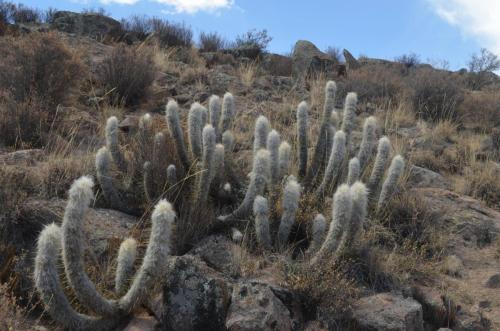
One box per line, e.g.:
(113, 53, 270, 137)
(292, 40, 343, 79)
(343, 49, 360, 71)
(352, 293, 424, 331)
(50, 11, 122, 39)
(407, 165, 450, 190)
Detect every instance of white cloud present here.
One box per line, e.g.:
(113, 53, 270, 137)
(426, 0, 500, 54)
(96, 0, 234, 13)
(154, 0, 233, 14)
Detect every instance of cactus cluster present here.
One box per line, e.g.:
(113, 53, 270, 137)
(34, 177, 175, 331)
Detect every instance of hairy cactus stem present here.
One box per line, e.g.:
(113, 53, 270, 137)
(253, 195, 272, 251)
(166, 100, 191, 170)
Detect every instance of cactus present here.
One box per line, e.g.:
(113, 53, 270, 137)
(377, 155, 405, 210)
(195, 125, 216, 206)
(316, 131, 347, 197)
(35, 176, 176, 330)
(253, 195, 272, 251)
(212, 143, 225, 188)
(220, 149, 270, 221)
(347, 157, 360, 185)
(278, 141, 291, 178)
(312, 184, 353, 264)
(221, 92, 235, 135)
(296, 101, 308, 179)
(143, 161, 154, 203)
(166, 164, 177, 190)
(115, 238, 137, 295)
(166, 100, 190, 170)
(231, 227, 243, 243)
(341, 92, 357, 137)
(188, 103, 205, 160)
(276, 176, 301, 247)
(267, 130, 281, 186)
(336, 182, 367, 255)
(105, 116, 127, 173)
(357, 116, 377, 171)
(305, 214, 326, 256)
(368, 136, 391, 198)
(253, 115, 271, 153)
(209, 95, 222, 139)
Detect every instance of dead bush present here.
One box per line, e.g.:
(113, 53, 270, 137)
(457, 161, 500, 209)
(199, 31, 227, 52)
(407, 68, 464, 122)
(150, 18, 192, 48)
(100, 44, 156, 106)
(457, 91, 500, 131)
(0, 32, 83, 108)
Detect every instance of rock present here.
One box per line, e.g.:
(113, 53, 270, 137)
(412, 286, 448, 327)
(51, 11, 122, 39)
(453, 310, 491, 331)
(408, 165, 450, 189)
(159, 255, 231, 331)
(413, 188, 500, 248)
(190, 235, 238, 274)
(0, 149, 44, 166)
(209, 71, 241, 94)
(292, 40, 337, 79)
(343, 49, 360, 70)
(261, 53, 293, 76)
(226, 282, 295, 331)
(352, 293, 424, 331)
(442, 255, 465, 277)
(485, 274, 500, 288)
(124, 314, 157, 331)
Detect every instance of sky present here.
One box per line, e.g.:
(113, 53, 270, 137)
(18, 0, 500, 70)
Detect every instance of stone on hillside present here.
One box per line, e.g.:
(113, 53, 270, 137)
(343, 49, 360, 70)
(225, 282, 295, 331)
(0, 149, 44, 166)
(292, 40, 339, 79)
(159, 255, 231, 331)
(408, 165, 450, 190)
(190, 235, 239, 274)
(485, 274, 500, 288)
(51, 11, 122, 39)
(352, 293, 424, 331)
(412, 286, 448, 327)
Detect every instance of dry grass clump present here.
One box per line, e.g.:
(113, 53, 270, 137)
(199, 31, 228, 52)
(100, 44, 156, 106)
(407, 68, 464, 122)
(457, 91, 500, 132)
(0, 283, 41, 331)
(238, 60, 259, 88)
(453, 161, 500, 209)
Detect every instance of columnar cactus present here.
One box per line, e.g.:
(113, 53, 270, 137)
(166, 100, 190, 170)
(253, 195, 272, 250)
(341, 92, 357, 137)
(253, 115, 271, 153)
(188, 103, 205, 160)
(347, 157, 360, 186)
(195, 125, 216, 206)
(278, 141, 291, 179)
(276, 176, 301, 247)
(296, 101, 308, 179)
(368, 136, 391, 198)
(115, 238, 137, 295)
(34, 176, 176, 330)
(357, 116, 377, 171)
(209, 95, 222, 139)
(267, 130, 281, 186)
(220, 92, 235, 135)
(105, 116, 127, 173)
(377, 155, 405, 210)
(305, 214, 326, 256)
(316, 131, 347, 197)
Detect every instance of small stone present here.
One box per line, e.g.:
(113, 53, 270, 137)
(485, 274, 500, 288)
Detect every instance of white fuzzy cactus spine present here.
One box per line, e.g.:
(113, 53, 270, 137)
(196, 125, 216, 205)
(267, 130, 281, 186)
(338, 182, 367, 252)
(253, 116, 271, 153)
(166, 100, 190, 170)
(277, 177, 301, 247)
(377, 155, 405, 210)
(61, 176, 116, 316)
(341, 92, 357, 137)
(357, 116, 377, 171)
(296, 101, 308, 179)
(188, 103, 204, 160)
(34, 224, 118, 331)
(323, 81, 337, 122)
(220, 92, 235, 134)
(305, 214, 326, 256)
(105, 116, 127, 173)
(118, 199, 175, 313)
(220, 149, 270, 221)
(115, 238, 137, 295)
(212, 143, 225, 187)
(316, 130, 346, 197)
(209, 95, 222, 139)
(95, 146, 128, 213)
(312, 184, 353, 264)
(278, 141, 291, 178)
(166, 164, 177, 188)
(253, 195, 272, 251)
(347, 157, 360, 185)
(143, 161, 154, 203)
(368, 136, 391, 197)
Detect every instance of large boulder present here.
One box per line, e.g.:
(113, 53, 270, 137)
(50, 11, 122, 39)
(343, 49, 360, 71)
(352, 293, 424, 331)
(225, 282, 297, 331)
(407, 165, 450, 190)
(159, 255, 231, 331)
(292, 40, 341, 79)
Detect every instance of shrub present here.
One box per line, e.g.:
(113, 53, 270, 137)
(407, 68, 464, 122)
(121, 15, 151, 40)
(100, 44, 156, 105)
(11, 3, 40, 23)
(0, 32, 83, 108)
(233, 29, 272, 55)
(150, 18, 192, 47)
(325, 46, 343, 63)
(199, 31, 227, 52)
(467, 48, 500, 90)
(395, 52, 420, 69)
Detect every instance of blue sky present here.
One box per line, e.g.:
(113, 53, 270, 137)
(20, 0, 500, 70)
